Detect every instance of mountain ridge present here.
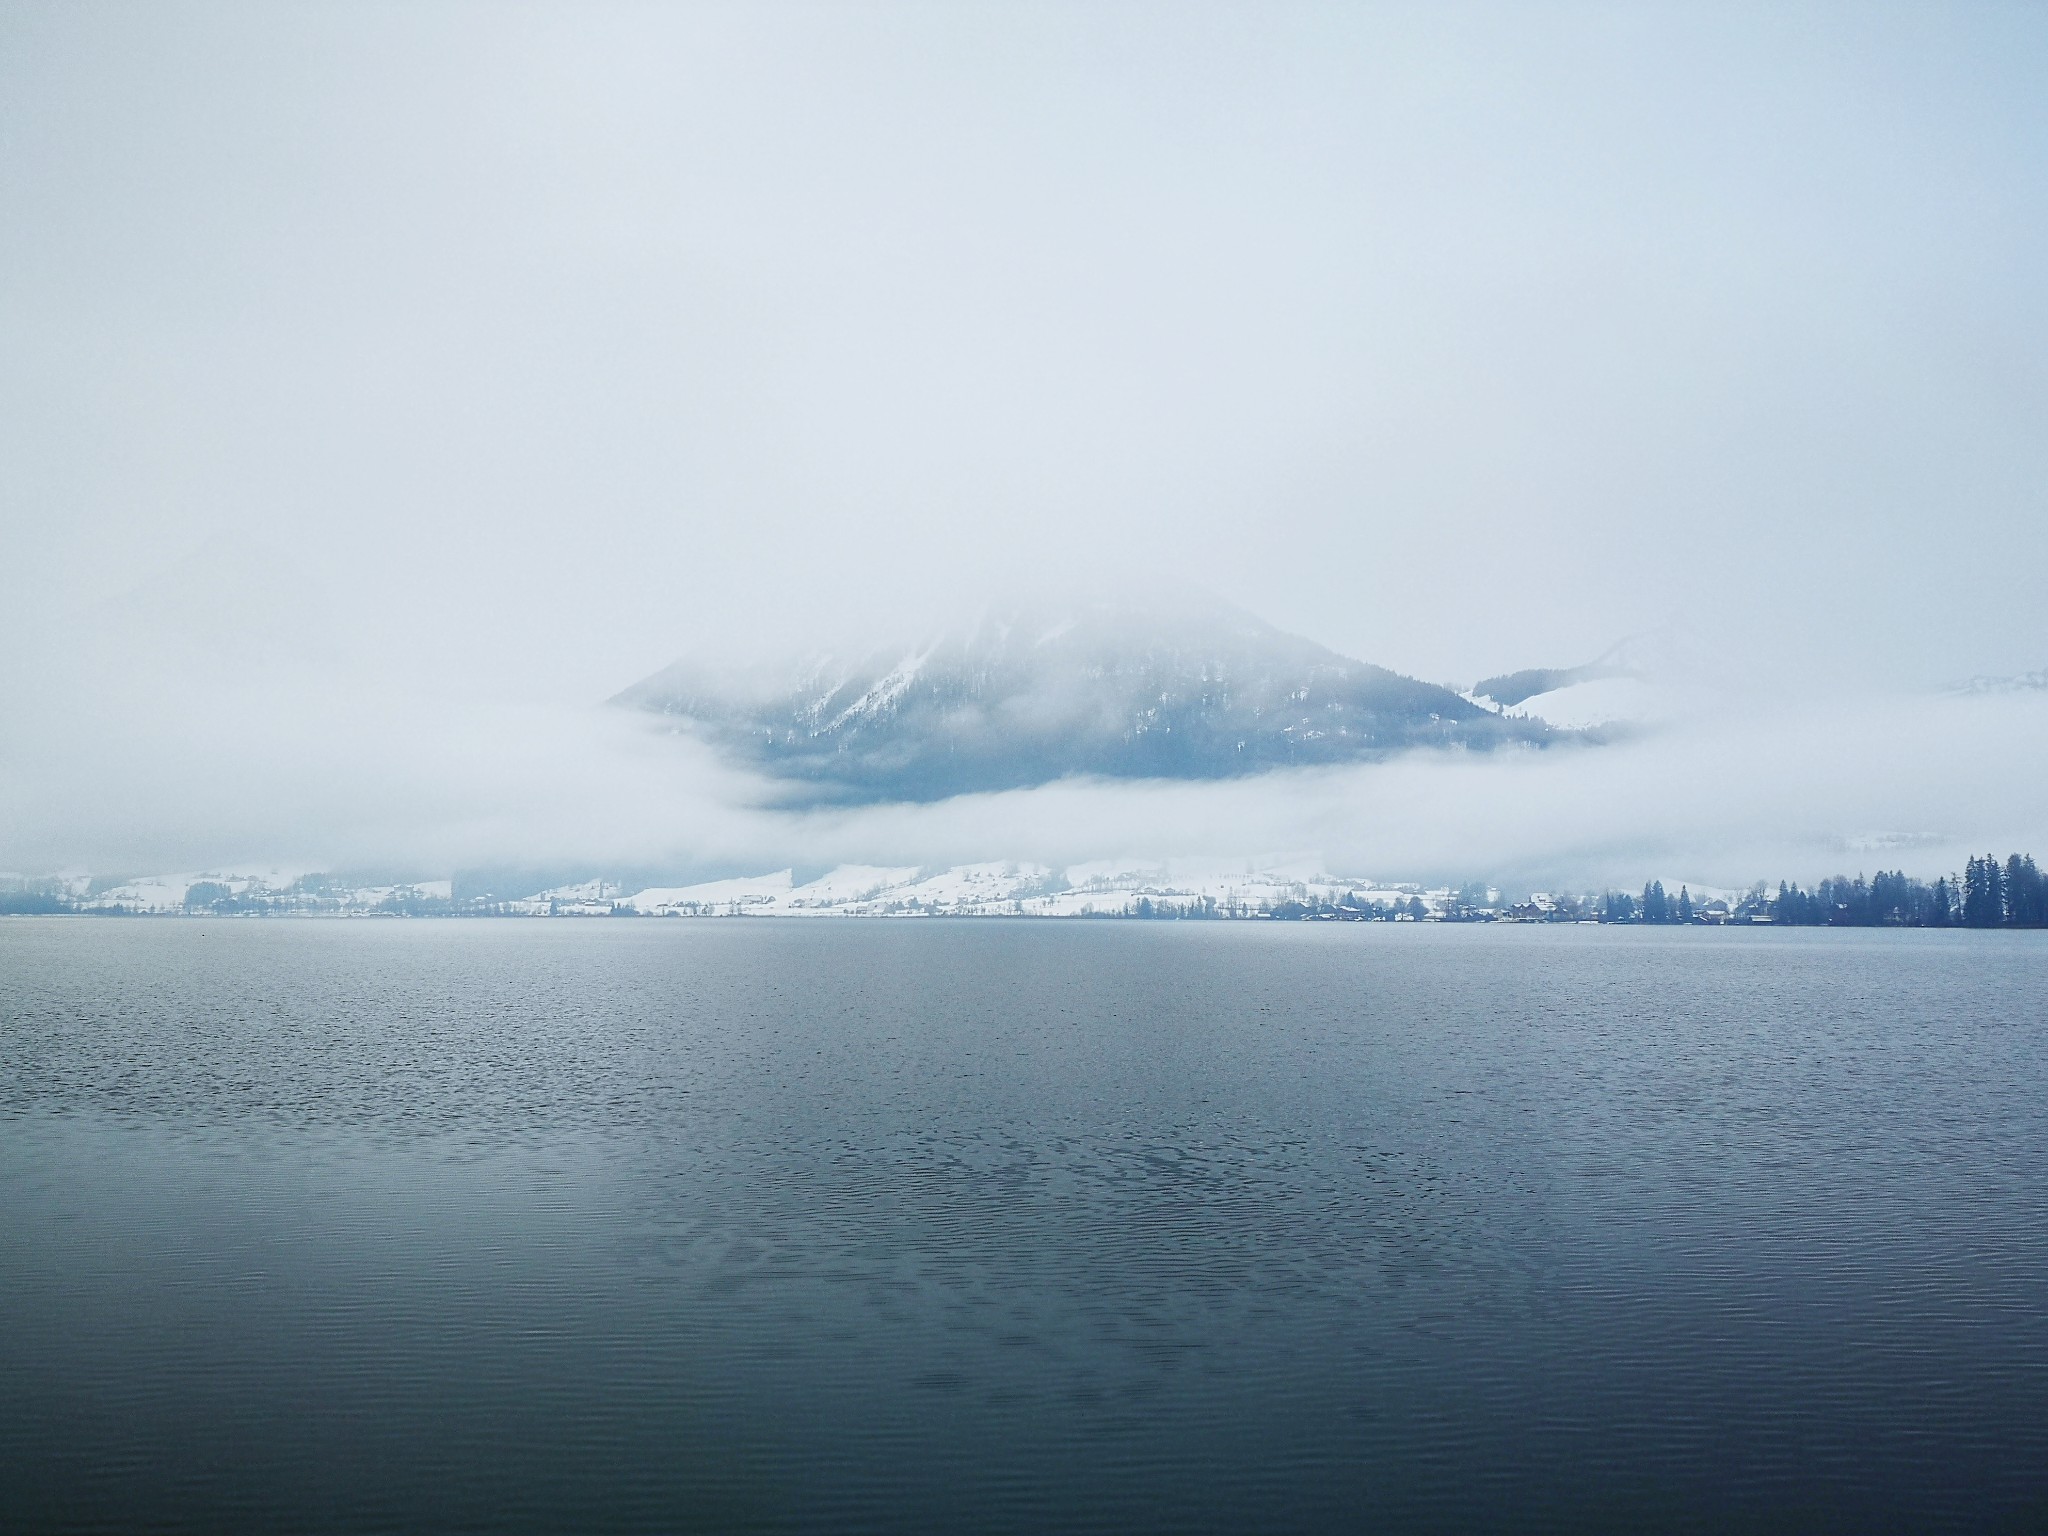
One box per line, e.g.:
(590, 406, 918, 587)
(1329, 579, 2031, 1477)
(613, 596, 1558, 802)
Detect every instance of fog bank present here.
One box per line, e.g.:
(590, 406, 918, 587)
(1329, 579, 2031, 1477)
(4, 3, 2045, 879)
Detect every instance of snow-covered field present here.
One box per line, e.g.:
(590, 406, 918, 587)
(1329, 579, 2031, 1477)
(598, 860, 1426, 917)
(1487, 676, 1666, 730)
(14, 862, 1441, 918)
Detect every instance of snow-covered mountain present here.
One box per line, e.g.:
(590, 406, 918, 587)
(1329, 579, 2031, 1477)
(613, 596, 1556, 802)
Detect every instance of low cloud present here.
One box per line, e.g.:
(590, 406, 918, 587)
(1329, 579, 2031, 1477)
(6, 612, 2042, 892)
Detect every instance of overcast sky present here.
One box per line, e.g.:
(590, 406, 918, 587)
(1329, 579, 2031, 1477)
(4, 2, 2046, 878)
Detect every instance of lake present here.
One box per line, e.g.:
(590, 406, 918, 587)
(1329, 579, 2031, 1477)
(2, 919, 2044, 1533)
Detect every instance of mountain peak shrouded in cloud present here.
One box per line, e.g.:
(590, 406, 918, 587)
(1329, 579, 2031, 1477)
(1946, 668, 2048, 697)
(1, 4, 2043, 880)
(1464, 629, 1706, 731)
(612, 593, 1558, 803)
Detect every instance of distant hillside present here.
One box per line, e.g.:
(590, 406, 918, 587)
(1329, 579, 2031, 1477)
(1945, 668, 2048, 696)
(1471, 634, 1670, 709)
(614, 596, 1558, 802)
(1469, 665, 1596, 709)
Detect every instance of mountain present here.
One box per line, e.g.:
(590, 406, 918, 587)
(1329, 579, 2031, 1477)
(1945, 668, 2048, 696)
(1467, 633, 1686, 731)
(612, 596, 1557, 802)
(1469, 633, 1679, 709)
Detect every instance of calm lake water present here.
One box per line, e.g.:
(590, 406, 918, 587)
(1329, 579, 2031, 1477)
(2, 919, 2045, 1533)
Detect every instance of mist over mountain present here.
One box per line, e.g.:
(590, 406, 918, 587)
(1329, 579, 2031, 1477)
(3, 4, 2043, 882)
(613, 597, 1559, 803)
(1465, 632, 1698, 731)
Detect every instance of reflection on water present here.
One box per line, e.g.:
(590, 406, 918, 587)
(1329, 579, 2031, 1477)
(2, 919, 2045, 1533)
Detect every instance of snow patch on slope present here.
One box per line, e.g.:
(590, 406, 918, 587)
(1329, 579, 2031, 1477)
(625, 870, 795, 914)
(1509, 676, 1664, 730)
(611, 860, 1430, 917)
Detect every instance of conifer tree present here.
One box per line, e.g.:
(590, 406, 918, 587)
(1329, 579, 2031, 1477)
(2007, 854, 2044, 927)
(1964, 856, 2005, 927)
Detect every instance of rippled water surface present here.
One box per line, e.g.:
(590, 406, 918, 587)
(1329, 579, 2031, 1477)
(2, 919, 2045, 1533)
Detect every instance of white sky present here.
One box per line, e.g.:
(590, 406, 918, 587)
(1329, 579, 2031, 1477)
(3, 3, 2046, 878)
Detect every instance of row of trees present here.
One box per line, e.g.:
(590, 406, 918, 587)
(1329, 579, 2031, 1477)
(1581, 855, 2044, 928)
(1131, 860, 2045, 923)
(1602, 882, 1696, 923)
(1740, 855, 2045, 928)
